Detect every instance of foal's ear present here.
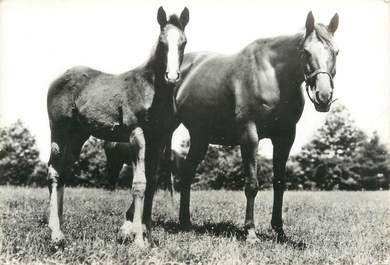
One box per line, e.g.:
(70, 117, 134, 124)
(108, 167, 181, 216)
(305, 11, 315, 36)
(328, 13, 339, 35)
(157, 6, 167, 28)
(180, 7, 190, 29)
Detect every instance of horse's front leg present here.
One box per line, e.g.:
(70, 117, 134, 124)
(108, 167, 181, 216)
(179, 132, 209, 230)
(240, 122, 260, 243)
(271, 127, 295, 243)
(142, 133, 167, 245)
(121, 127, 147, 248)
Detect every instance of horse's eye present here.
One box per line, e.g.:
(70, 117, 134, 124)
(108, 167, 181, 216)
(335, 50, 340, 56)
(303, 49, 311, 58)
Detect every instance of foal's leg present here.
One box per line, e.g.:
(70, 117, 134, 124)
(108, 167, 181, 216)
(179, 133, 209, 229)
(47, 141, 66, 243)
(121, 127, 147, 248)
(47, 133, 88, 242)
(271, 127, 295, 242)
(239, 122, 260, 243)
(106, 158, 122, 191)
(142, 134, 166, 243)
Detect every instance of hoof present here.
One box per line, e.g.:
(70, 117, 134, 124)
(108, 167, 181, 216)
(51, 230, 65, 243)
(179, 221, 192, 231)
(120, 221, 135, 240)
(119, 221, 149, 248)
(246, 229, 260, 244)
(134, 236, 149, 249)
(276, 232, 288, 244)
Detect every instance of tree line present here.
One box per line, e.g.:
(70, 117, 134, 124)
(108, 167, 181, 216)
(0, 103, 389, 190)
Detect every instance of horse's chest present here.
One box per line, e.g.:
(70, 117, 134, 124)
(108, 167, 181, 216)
(256, 99, 304, 137)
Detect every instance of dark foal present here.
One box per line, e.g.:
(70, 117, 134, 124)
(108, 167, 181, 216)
(46, 6, 189, 247)
(167, 11, 339, 243)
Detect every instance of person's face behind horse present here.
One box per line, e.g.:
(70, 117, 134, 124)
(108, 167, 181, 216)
(157, 7, 189, 85)
(302, 11, 339, 112)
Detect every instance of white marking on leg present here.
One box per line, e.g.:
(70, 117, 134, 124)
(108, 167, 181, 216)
(129, 127, 147, 248)
(246, 228, 259, 244)
(48, 166, 64, 242)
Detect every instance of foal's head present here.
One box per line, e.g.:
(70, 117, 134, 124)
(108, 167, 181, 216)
(156, 6, 189, 85)
(301, 11, 339, 112)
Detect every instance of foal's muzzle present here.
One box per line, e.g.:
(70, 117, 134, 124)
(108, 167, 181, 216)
(165, 71, 181, 84)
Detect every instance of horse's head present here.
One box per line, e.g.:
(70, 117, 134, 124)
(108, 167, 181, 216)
(301, 11, 339, 112)
(156, 6, 189, 85)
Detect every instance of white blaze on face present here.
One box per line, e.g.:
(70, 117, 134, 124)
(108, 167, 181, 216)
(166, 26, 181, 81)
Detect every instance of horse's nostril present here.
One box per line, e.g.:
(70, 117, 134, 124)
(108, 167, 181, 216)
(316, 91, 331, 105)
(165, 72, 169, 81)
(176, 72, 181, 81)
(315, 91, 321, 102)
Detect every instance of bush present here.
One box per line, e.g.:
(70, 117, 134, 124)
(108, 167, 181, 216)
(291, 103, 390, 190)
(0, 120, 43, 185)
(191, 145, 273, 190)
(72, 137, 108, 187)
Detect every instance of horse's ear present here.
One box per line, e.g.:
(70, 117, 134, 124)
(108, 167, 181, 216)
(328, 13, 339, 35)
(180, 7, 189, 29)
(157, 6, 167, 28)
(305, 11, 315, 36)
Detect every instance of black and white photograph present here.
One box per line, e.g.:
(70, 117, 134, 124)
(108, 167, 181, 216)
(0, 0, 389, 264)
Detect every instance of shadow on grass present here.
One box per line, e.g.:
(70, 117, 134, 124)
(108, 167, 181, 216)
(153, 219, 306, 250)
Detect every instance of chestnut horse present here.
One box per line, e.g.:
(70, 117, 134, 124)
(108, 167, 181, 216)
(46, 6, 189, 247)
(162, 11, 339, 243)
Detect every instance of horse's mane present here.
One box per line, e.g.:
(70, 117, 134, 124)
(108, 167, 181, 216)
(313, 23, 337, 51)
(246, 23, 336, 52)
(167, 14, 184, 30)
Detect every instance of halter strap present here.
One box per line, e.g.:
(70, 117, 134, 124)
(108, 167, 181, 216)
(304, 69, 334, 105)
(304, 69, 334, 88)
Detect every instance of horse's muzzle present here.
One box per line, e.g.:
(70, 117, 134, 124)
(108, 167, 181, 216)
(165, 71, 181, 85)
(314, 90, 333, 112)
(314, 103, 331, 112)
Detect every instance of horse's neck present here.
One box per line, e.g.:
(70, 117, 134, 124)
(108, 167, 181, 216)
(145, 48, 175, 120)
(146, 41, 166, 80)
(251, 33, 305, 91)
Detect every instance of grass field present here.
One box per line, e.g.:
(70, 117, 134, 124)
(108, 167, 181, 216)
(0, 187, 389, 265)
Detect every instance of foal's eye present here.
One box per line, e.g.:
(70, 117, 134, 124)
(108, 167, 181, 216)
(335, 50, 340, 56)
(303, 49, 311, 58)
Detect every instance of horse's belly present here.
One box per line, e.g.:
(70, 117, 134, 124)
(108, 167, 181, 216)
(76, 96, 139, 142)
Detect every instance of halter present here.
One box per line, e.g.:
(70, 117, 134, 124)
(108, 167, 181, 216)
(304, 69, 334, 105)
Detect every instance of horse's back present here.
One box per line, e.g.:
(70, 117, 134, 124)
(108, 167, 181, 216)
(47, 65, 150, 141)
(47, 66, 108, 123)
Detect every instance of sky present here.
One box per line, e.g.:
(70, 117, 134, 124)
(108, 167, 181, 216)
(0, 0, 389, 160)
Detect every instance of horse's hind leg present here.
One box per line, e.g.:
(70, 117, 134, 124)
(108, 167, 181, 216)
(120, 127, 147, 248)
(47, 139, 68, 242)
(47, 132, 88, 242)
(106, 156, 122, 191)
(179, 132, 208, 230)
(239, 122, 259, 243)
